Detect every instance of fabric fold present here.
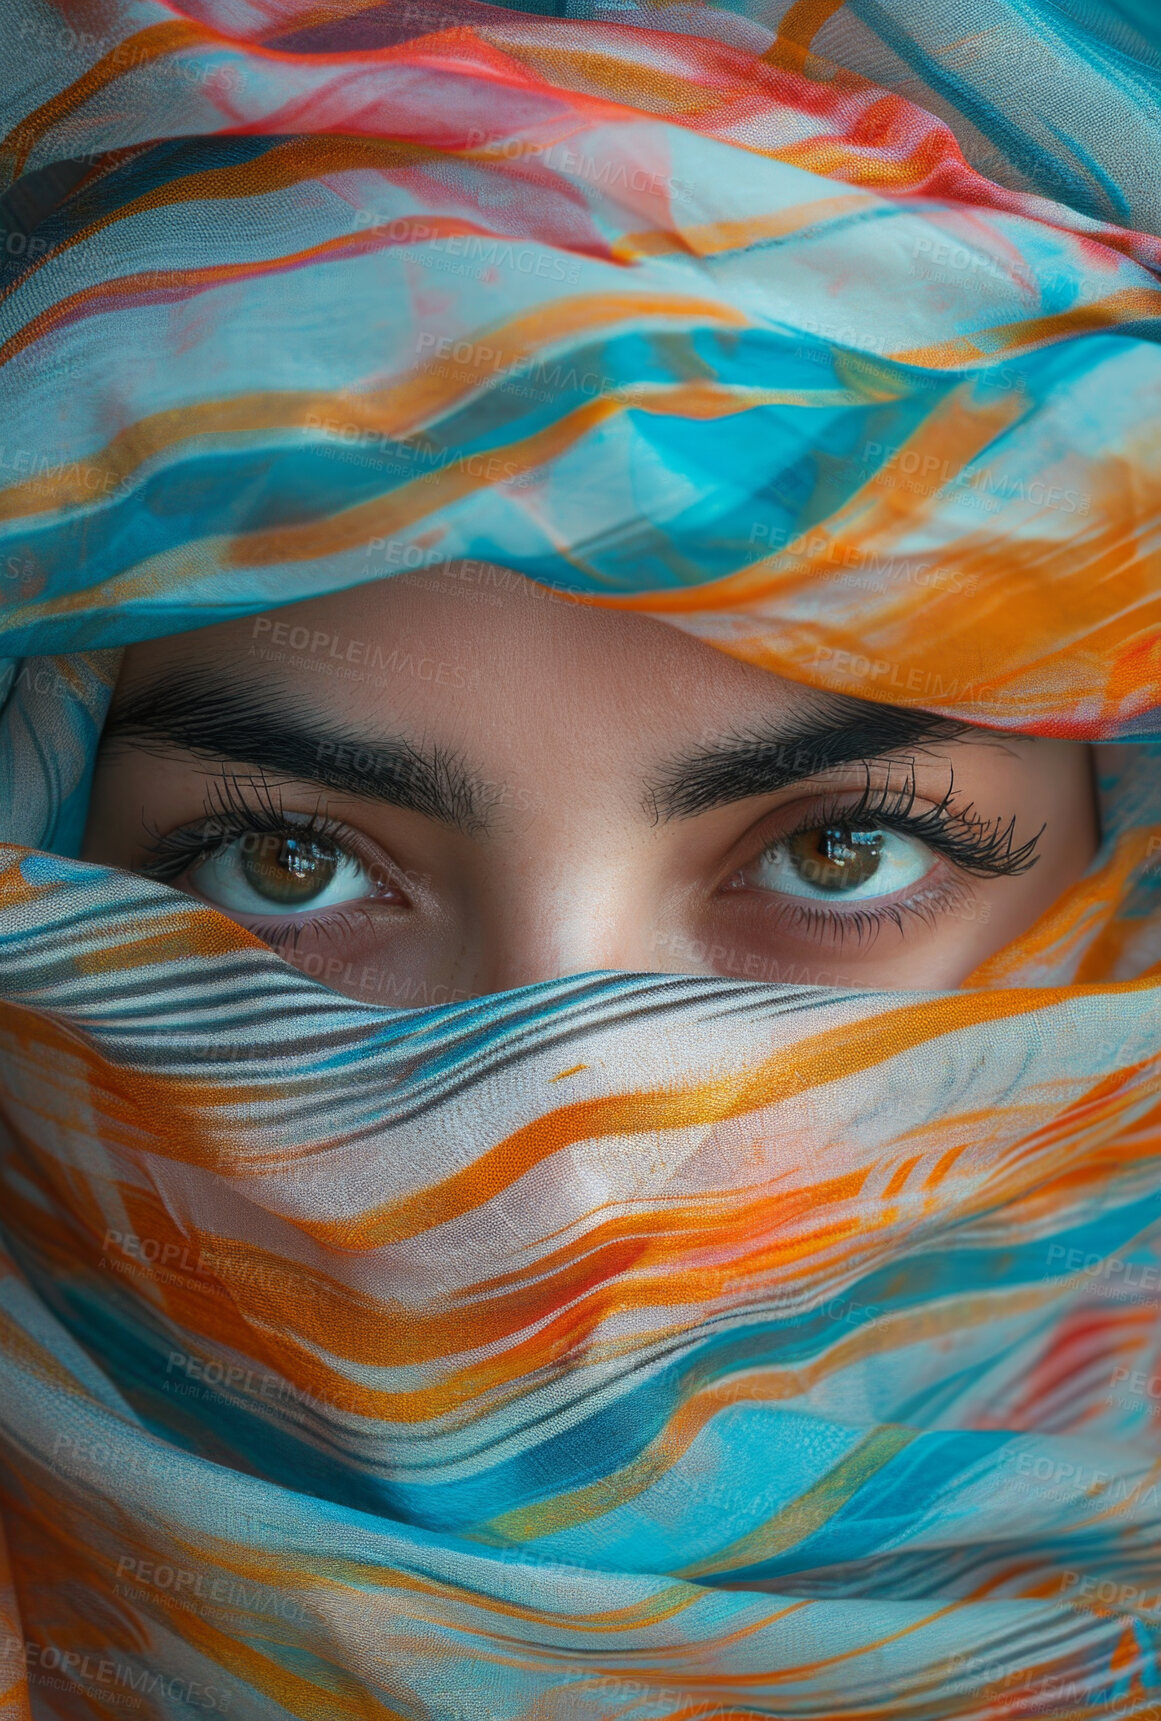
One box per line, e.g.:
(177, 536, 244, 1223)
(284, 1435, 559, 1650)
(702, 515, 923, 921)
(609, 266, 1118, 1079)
(1, 0, 1160, 1715)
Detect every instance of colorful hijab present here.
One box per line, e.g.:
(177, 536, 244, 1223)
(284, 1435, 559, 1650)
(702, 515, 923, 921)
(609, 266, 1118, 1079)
(2, 0, 1161, 1715)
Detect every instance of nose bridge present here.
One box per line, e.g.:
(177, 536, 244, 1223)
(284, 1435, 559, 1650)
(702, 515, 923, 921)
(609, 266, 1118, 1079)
(471, 843, 664, 994)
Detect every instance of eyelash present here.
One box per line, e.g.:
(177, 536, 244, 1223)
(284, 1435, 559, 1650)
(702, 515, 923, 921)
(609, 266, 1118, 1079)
(773, 765, 1044, 879)
(139, 762, 1042, 957)
(141, 775, 395, 955)
(140, 773, 355, 888)
(741, 765, 1043, 948)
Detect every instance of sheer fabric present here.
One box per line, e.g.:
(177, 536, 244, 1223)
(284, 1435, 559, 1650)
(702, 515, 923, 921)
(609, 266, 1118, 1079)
(1, 2, 1160, 1715)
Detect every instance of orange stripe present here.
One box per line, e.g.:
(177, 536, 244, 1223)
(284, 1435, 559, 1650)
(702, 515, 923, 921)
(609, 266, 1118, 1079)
(773, 0, 852, 50)
(0, 289, 741, 516)
(302, 986, 1115, 1250)
(72, 914, 264, 974)
(762, 0, 852, 73)
(1, 22, 210, 180)
(611, 192, 877, 261)
(219, 375, 751, 572)
(881, 1154, 922, 1199)
(483, 41, 730, 122)
(0, 226, 422, 371)
(891, 287, 1161, 366)
(0, 134, 454, 314)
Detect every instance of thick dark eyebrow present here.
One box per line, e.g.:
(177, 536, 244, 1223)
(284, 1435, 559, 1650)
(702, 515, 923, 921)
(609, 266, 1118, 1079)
(648, 695, 976, 820)
(101, 669, 489, 834)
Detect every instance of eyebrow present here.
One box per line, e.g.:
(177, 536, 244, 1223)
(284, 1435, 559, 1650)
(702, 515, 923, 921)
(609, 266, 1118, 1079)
(648, 695, 974, 821)
(101, 669, 489, 834)
(104, 670, 979, 833)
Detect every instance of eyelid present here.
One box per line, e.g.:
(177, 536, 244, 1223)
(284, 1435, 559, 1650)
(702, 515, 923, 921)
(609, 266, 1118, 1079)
(738, 868, 975, 953)
(716, 768, 1040, 891)
(141, 795, 423, 906)
(715, 789, 926, 899)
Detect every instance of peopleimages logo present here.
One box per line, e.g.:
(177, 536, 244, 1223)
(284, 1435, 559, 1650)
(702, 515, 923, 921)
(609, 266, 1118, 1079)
(861, 440, 1090, 515)
(164, 1349, 360, 1416)
(462, 128, 678, 197)
(351, 210, 582, 281)
(115, 1555, 308, 1624)
(250, 613, 475, 688)
(413, 330, 628, 403)
(808, 645, 999, 707)
(4, 1636, 232, 1711)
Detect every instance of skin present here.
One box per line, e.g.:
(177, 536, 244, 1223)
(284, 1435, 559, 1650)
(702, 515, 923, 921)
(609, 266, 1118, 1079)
(82, 567, 1100, 1005)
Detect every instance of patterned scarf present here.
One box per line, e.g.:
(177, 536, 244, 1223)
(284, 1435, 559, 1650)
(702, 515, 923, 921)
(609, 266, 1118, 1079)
(1, 1, 1160, 1714)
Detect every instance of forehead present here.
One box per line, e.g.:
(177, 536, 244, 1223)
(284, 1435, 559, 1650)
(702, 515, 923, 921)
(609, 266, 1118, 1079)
(114, 566, 819, 760)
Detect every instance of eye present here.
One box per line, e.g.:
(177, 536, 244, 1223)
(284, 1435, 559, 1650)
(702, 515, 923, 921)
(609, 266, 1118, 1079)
(188, 831, 376, 917)
(741, 823, 936, 902)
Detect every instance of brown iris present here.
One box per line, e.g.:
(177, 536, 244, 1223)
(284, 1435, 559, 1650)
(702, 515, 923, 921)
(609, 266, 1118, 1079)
(239, 833, 338, 905)
(788, 825, 884, 892)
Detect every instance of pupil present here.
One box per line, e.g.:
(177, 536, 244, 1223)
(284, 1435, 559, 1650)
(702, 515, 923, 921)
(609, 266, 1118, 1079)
(789, 825, 883, 892)
(240, 834, 337, 905)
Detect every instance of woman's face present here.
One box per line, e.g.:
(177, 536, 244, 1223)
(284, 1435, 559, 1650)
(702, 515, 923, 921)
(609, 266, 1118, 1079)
(82, 567, 1098, 1005)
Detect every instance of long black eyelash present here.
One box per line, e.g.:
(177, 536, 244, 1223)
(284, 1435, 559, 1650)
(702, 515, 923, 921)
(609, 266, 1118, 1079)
(244, 904, 379, 954)
(781, 762, 1044, 877)
(139, 771, 342, 885)
(768, 883, 966, 952)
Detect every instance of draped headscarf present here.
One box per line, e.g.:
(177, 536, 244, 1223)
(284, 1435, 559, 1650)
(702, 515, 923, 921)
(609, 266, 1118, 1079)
(2, 0, 1161, 1715)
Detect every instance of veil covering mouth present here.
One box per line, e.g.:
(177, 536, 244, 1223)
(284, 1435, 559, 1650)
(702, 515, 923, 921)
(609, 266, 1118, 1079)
(1, 0, 1161, 1715)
